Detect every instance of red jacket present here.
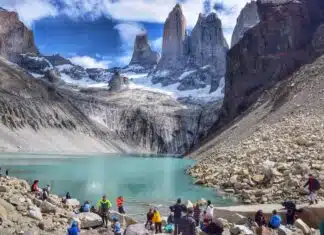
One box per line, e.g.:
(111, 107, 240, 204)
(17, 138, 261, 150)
(116, 198, 123, 207)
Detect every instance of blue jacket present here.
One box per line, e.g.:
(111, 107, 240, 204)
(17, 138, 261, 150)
(113, 222, 121, 233)
(269, 215, 282, 228)
(67, 225, 79, 235)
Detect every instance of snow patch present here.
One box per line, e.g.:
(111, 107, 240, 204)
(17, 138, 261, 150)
(29, 73, 43, 78)
(56, 64, 74, 71)
(154, 70, 170, 77)
(178, 70, 197, 80)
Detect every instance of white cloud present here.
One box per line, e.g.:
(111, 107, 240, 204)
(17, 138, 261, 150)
(117, 54, 132, 66)
(151, 37, 163, 52)
(114, 22, 146, 49)
(69, 56, 111, 69)
(1, 0, 58, 27)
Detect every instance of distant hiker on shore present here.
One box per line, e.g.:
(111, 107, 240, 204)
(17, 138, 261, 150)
(268, 210, 281, 229)
(5, 169, 8, 176)
(116, 196, 125, 214)
(152, 208, 162, 233)
(97, 195, 112, 228)
(67, 220, 80, 235)
(178, 207, 197, 235)
(111, 216, 122, 235)
(304, 174, 320, 204)
(145, 208, 154, 230)
(194, 203, 201, 226)
(170, 198, 186, 235)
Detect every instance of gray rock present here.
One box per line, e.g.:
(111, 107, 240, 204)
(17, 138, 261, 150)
(129, 33, 160, 68)
(124, 224, 151, 235)
(231, 1, 259, 47)
(73, 212, 102, 229)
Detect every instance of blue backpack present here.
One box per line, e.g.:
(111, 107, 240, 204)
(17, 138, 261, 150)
(270, 215, 281, 228)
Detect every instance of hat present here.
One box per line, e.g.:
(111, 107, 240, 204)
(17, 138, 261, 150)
(112, 216, 118, 221)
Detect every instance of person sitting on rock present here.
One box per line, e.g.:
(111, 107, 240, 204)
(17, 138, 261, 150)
(41, 184, 51, 200)
(303, 174, 320, 205)
(255, 210, 266, 227)
(62, 192, 71, 204)
(193, 203, 201, 226)
(152, 208, 163, 234)
(116, 196, 125, 214)
(80, 200, 91, 213)
(111, 216, 122, 235)
(145, 208, 154, 230)
(97, 195, 112, 228)
(268, 210, 281, 229)
(67, 220, 80, 235)
(31, 180, 41, 192)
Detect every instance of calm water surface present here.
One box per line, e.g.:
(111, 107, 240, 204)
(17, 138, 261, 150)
(0, 153, 234, 221)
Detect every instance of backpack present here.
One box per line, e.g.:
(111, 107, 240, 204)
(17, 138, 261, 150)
(313, 179, 320, 191)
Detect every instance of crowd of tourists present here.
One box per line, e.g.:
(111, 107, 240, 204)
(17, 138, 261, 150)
(22, 173, 321, 235)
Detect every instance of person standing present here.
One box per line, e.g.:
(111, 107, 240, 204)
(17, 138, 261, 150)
(170, 198, 185, 235)
(178, 208, 197, 235)
(206, 200, 214, 220)
(152, 208, 162, 234)
(304, 174, 320, 205)
(97, 195, 112, 228)
(116, 196, 125, 214)
(193, 203, 201, 226)
(145, 208, 154, 230)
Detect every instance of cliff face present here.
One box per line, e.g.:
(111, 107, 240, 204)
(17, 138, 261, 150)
(129, 33, 160, 68)
(0, 9, 38, 62)
(219, 0, 324, 124)
(231, 1, 259, 48)
(158, 4, 187, 69)
(151, 6, 228, 94)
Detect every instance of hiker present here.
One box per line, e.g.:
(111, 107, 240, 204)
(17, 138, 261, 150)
(282, 201, 301, 225)
(67, 220, 80, 235)
(165, 212, 175, 233)
(80, 201, 91, 213)
(62, 192, 71, 204)
(116, 196, 125, 214)
(152, 208, 162, 234)
(268, 210, 281, 229)
(5, 169, 8, 176)
(204, 218, 224, 235)
(304, 174, 320, 204)
(90, 205, 96, 213)
(112, 216, 122, 235)
(178, 208, 197, 235)
(31, 180, 41, 192)
(201, 211, 210, 230)
(97, 195, 112, 228)
(145, 208, 154, 230)
(206, 200, 214, 220)
(194, 203, 201, 226)
(42, 184, 51, 200)
(170, 198, 185, 235)
(255, 210, 266, 227)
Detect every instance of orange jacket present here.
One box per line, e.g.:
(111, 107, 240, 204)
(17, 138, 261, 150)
(116, 197, 123, 207)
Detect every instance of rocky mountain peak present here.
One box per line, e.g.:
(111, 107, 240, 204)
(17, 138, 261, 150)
(0, 10, 39, 63)
(159, 3, 187, 68)
(129, 33, 160, 68)
(231, 1, 259, 47)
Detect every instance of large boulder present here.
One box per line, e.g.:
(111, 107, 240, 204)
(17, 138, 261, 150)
(28, 206, 43, 220)
(123, 224, 151, 235)
(294, 219, 311, 235)
(73, 212, 102, 229)
(40, 201, 57, 214)
(65, 198, 80, 208)
(109, 210, 137, 228)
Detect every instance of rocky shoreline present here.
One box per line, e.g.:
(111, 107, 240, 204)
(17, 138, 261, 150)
(1, 176, 323, 235)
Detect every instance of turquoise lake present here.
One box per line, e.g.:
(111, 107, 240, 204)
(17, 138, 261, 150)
(0, 153, 234, 221)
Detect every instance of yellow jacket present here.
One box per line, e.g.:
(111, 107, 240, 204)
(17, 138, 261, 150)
(152, 211, 162, 223)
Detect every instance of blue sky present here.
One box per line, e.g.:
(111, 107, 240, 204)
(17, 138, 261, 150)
(1, 0, 251, 68)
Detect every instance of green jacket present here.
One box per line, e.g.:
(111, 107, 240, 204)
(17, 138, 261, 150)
(97, 199, 112, 212)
